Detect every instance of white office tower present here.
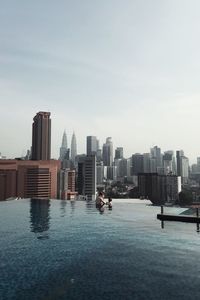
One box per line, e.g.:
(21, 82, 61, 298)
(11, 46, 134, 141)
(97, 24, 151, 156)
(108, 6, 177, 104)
(77, 155, 96, 200)
(181, 156, 189, 184)
(71, 132, 77, 164)
(59, 131, 68, 161)
(102, 137, 113, 166)
(176, 150, 189, 184)
(87, 136, 98, 156)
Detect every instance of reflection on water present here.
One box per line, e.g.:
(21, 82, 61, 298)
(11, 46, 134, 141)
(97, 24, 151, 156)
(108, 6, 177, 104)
(197, 223, 200, 233)
(30, 199, 51, 237)
(160, 219, 200, 233)
(70, 200, 75, 215)
(60, 200, 67, 217)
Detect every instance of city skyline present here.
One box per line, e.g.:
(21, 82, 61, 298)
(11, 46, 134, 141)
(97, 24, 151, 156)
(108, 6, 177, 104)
(1, 1, 200, 162)
(0, 111, 200, 164)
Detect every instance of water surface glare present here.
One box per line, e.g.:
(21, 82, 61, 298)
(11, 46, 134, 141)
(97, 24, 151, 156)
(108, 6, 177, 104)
(0, 199, 200, 300)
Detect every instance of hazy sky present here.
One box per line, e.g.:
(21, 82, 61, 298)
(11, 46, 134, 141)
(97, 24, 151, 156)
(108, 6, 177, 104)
(0, 0, 200, 163)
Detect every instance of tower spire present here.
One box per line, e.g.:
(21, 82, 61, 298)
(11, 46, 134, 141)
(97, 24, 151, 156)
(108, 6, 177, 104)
(59, 130, 68, 160)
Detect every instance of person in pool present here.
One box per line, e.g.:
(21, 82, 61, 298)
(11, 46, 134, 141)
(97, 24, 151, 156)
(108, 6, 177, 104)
(96, 192, 106, 208)
(107, 197, 112, 209)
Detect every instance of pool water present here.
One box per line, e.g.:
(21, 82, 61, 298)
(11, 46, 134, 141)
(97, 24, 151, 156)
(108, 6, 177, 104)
(0, 199, 200, 300)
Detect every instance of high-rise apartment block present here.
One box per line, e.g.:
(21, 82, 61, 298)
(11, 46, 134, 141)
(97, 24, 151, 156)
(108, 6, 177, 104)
(77, 155, 96, 200)
(32, 112, 51, 160)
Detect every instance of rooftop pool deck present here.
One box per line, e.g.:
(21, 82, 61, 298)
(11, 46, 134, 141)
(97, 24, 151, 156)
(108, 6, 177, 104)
(0, 198, 200, 300)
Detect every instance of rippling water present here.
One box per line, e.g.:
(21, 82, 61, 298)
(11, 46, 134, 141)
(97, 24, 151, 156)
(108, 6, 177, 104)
(0, 199, 200, 300)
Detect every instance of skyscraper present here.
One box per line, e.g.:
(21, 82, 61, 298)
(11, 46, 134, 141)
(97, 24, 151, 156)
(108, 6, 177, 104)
(87, 136, 98, 156)
(32, 111, 51, 160)
(131, 154, 144, 175)
(77, 155, 96, 200)
(71, 132, 77, 164)
(115, 147, 123, 159)
(102, 137, 113, 166)
(176, 150, 184, 176)
(150, 146, 162, 171)
(163, 151, 173, 174)
(59, 130, 68, 160)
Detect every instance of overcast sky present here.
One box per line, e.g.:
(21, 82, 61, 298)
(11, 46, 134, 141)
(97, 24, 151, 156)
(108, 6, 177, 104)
(0, 0, 200, 163)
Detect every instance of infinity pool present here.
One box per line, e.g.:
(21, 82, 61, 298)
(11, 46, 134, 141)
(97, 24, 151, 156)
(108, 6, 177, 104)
(0, 199, 200, 300)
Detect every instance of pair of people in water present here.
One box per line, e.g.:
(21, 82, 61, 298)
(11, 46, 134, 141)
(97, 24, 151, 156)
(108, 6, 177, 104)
(96, 192, 112, 209)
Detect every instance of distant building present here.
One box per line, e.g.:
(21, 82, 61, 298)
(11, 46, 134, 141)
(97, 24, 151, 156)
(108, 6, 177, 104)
(102, 137, 113, 166)
(59, 169, 68, 199)
(61, 148, 71, 168)
(176, 150, 189, 184)
(181, 156, 189, 184)
(197, 157, 200, 172)
(59, 169, 76, 199)
(107, 165, 117, 181)
(59, 131, 68, 161)
(143, 153, 151, 173)
(0, 160, 60, 201)
(126, 158, 132, 177)
(115, 158, 128, 179)
(176, 150, 184, 176)
(150, 157, 157, 173)
(96, 149, 102, 162)
(0, 152, 6, 159)
(71, 132, 77, 165)
(115, 147, 123, 159)
(87, 136, 98, 156)
(150, 146, 162, 172)
(131, 154, 143, 175)
(77, 155, 96, 200)
(138, 173, 180, 205)
(32, 111, 51, 160)
(25, 149, 31, 160)
(96, 163, 104, 185)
